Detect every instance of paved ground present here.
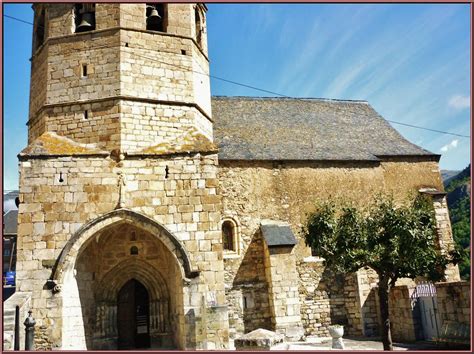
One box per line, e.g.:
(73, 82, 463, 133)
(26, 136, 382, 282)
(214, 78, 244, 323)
(222, 336, 458, 351)
(267, 337, 457, 351)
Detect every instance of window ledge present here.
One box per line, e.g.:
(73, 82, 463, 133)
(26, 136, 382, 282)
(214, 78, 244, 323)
(223, 253, 240, 260)
(303, 256, 325, 263)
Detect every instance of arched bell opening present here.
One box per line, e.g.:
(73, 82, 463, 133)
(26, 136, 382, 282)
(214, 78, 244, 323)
(60, 213, 188, 350)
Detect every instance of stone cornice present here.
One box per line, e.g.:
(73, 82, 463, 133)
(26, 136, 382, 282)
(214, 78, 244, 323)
(31, 26, 209, 62)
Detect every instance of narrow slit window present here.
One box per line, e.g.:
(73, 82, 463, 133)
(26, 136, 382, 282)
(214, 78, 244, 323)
(82, 64, 87, 77)
(84, 110, 89, 119)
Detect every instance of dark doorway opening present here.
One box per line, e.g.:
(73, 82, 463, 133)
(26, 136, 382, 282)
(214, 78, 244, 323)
(117, 279, 151, 349)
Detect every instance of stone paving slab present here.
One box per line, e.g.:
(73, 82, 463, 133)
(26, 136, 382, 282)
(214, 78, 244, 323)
(265, 337, 449, 351)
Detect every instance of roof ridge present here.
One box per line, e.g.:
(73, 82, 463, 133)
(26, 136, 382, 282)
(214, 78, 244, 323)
(211, 95, 369, 104)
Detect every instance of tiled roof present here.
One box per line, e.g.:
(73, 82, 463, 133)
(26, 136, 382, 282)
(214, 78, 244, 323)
(211, 97, 437, 161)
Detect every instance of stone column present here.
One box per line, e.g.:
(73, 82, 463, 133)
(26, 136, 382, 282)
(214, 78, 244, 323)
(420, 189, 460, 282)
(261, 221, 304, 341)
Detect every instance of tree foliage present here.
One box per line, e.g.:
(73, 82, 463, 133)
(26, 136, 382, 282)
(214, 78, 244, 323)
(304, 194, 457, 285)
(303, 194, 462, 350)
(445, 165, 471, 280)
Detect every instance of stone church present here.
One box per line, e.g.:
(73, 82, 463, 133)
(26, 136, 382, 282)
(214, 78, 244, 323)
(12, 3, 459, 350)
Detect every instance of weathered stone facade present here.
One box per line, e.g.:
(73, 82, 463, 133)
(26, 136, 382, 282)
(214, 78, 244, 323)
(17, 3, 227, 350)
(435, 281, 470, 325)
(10, 2, 463, 351)
(218, 159, 461, 340)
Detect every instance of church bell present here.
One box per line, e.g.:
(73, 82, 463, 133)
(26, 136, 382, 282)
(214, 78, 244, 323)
(147, 7, 162, 29)
(76, 12, 94, 33)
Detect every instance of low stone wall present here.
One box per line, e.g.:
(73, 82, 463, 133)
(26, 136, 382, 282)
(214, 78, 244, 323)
(389, 286, 419, 342)
(435, 281, 470, 325)
(356, 268, 380, 337)
(297, 258, 347, 337)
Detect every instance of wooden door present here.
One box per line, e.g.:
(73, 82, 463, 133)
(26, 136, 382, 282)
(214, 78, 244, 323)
(117, 279, 150, 349)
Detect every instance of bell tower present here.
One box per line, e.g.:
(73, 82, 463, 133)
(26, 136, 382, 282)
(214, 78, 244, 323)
(28, 2, 212, 152)
(18, 3, 228, 350)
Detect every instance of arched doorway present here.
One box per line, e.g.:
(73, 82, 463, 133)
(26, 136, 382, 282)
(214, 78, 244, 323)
(55, 209, 199, 350)
(117, 279, 150, 349)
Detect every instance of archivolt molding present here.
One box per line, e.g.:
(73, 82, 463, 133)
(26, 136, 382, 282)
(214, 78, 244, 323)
(51, 208, 199, 287)
(95, 258, 169, 302)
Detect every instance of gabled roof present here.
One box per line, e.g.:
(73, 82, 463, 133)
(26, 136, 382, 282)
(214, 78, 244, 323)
(211, 97, 437, 161)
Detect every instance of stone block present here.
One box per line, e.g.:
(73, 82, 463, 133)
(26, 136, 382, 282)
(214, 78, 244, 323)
(234, 329, 284, 351)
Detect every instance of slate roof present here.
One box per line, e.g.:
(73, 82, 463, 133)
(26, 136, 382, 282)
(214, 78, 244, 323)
(211, 97, 437, 161)
(3, 210, 18, 235)
(260, 220, 297, 247)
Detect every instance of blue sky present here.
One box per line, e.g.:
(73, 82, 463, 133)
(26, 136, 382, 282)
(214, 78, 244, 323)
(3, 3, 471, 191)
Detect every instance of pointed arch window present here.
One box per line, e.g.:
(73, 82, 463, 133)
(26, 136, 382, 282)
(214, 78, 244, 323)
(74, 3, 96, 33)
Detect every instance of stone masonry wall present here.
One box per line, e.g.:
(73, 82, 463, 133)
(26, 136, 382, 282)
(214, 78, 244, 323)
(218, 159, 445, 338)
(432, 195, 461, 282)
(30, 4, 212, 145)
(357, 268, 381, 337)
(435, 281, 470, 325)
(29, 42, 48, 126)
(16, 152, 227, 349)
(263, 243, 303, 340)
(119, 101, 212, 151)
(225, 228, 272, 339)
(389, 286, 419, 342)
(41, 100, 121, 150)
(297, 258, 347, 337)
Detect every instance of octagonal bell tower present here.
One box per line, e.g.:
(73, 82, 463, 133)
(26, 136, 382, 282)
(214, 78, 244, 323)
(28, 3, 212, 152)
(18, 3, 228, 350)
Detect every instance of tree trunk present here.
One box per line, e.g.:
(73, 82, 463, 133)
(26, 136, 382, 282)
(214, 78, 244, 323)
(378, 275, 393, 351)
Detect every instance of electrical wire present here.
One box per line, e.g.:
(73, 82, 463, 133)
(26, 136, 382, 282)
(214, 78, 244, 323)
(4, 13, 471, 139)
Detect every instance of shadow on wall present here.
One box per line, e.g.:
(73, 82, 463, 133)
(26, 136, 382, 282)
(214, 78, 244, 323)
(76, 244, 100, 350)
(316, 267, 350, 331)
(326, 271, 349, 327)
(184, 308, 197, 349)
(361, 287, 381, 337)
(232, 229, 272, 334)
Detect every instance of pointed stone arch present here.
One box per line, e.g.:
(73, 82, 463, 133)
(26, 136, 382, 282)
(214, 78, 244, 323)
(52, 208, 199, 288)
(96, 258, 169, 303)
(94, 259, 172, 340)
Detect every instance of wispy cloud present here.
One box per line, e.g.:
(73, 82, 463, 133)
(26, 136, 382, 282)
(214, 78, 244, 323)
(440, 139, 459, 152)
(448, 95, 470, 110)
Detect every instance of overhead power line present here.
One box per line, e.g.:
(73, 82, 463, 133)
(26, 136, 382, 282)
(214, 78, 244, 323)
(5, 13, 471, 139)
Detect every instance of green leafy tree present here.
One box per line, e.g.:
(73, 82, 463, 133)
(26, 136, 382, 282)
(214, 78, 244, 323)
(303, 195, 461, 350)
